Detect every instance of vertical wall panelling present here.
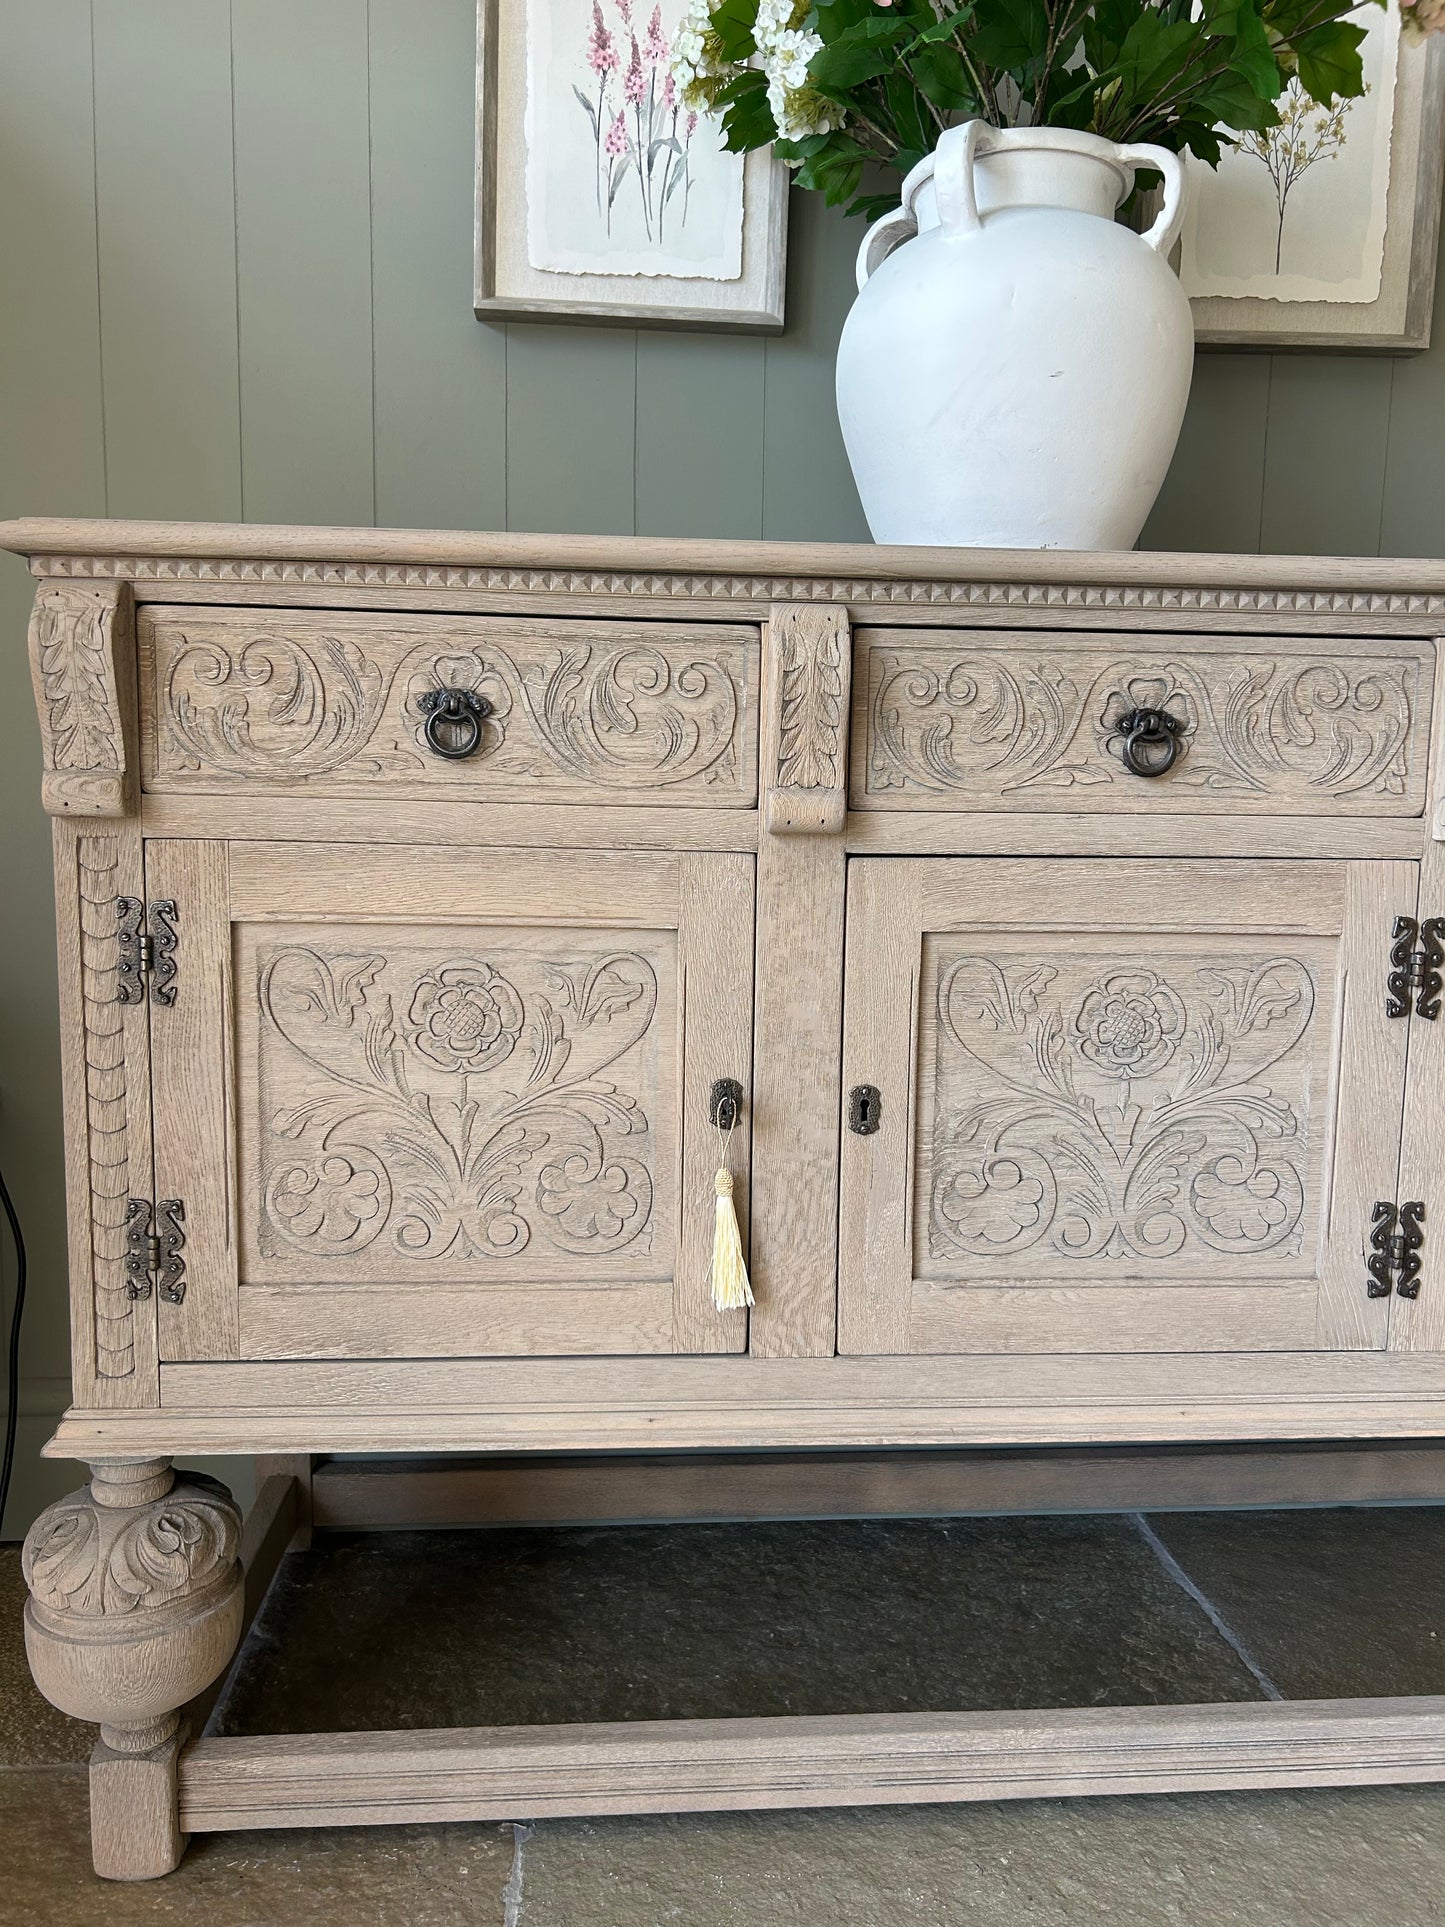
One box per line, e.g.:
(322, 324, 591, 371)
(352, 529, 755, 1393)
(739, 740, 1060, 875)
(505, 323, 638, 534)
(761, 193, 869, 542)
(231, 0, 375, 526)
(1261, 357, 1396, 556)
(92, 0, 242, 520)
(635, 334, 766, 539)
(1381, 238, 1445, 556)
(0, 1, 106, 1535)
(1141, 354, 1272, 555)
(369, 0, 508, 531)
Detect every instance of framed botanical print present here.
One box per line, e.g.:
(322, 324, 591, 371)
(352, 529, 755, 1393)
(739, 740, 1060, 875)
(475, 0, 789, 330)
(1179, 19, 1444, 349)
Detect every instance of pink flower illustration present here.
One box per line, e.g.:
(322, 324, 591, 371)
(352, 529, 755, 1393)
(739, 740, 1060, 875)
(685, 109, 698, 136)
(643, 4, 670, 63)
(616, 0, 633, 19)
(604, 110, 629, 156)
(587, 0, 620, 73)
(624, 34, 647, 104)
(662, 72, 677, 111)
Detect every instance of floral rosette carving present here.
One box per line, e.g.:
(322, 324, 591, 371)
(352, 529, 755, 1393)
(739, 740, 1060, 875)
(929, 952, 1315, 1266)
(256, 941, 660, 1264)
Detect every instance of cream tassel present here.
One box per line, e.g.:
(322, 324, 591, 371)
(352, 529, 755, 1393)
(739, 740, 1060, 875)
(710, 1164, 753, 1311)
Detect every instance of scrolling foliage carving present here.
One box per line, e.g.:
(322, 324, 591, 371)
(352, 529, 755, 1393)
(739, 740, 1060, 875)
(251, 937, 667, 1269)
(927, 947, 1324, 1272)
(865, 646, 1421, 806)
(151, 615, 747, 796)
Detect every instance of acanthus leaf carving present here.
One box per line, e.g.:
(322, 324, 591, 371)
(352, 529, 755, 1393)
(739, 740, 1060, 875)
(775, 615, 845, 791)
(22, 1473, 241, 1618)
(29, 582, 135, 815)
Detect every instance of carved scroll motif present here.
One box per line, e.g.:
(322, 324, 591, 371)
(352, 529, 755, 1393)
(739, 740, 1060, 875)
(764, 603, 851, 834)
(927, 948, 1324, 1272)
(29, 583, 135, 815)
(149, 615, 749, 798)
(78, 837, 137, 1379)
(251, 939, 666, 1270)
(864, 647, 1423, 809)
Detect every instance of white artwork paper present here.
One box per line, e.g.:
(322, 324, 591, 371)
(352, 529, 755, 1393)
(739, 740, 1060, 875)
(1180, 4, 1398, 305)
(525, 0, 746, 280)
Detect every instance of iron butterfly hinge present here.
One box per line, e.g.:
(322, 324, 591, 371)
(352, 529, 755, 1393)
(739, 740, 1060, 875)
(1366, 1200, 1425, 1301)
(122, 1197, 187, 1304)
(116, 897, 180, 1007)
(1386, 915, 1444, 1021)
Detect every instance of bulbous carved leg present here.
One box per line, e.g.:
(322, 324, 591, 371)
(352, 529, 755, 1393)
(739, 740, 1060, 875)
(21, 1457, 244, 1879)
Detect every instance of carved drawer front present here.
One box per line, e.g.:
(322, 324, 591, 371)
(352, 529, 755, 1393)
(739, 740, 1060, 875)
(138, 607, 759, 805)
(852, 628, 1434, 815)
(143, 839, 753, 1362)
(839, 856, 1418, 1358)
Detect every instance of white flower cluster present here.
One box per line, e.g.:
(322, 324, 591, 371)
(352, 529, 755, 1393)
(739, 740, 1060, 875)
(753, 0, 839, 141)
(669, 0, 731, 112)
(668, 0, 841, 144)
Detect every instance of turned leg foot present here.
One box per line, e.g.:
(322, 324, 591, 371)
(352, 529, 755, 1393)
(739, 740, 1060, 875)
(21, 1457, 244, 1879)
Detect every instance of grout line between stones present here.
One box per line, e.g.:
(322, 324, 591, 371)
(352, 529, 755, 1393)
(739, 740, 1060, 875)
(502, 1820, 533, 1926)
(1132, 1513, 1285, 1703)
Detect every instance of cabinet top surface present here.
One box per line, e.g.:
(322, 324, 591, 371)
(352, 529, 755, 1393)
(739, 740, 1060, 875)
(6, 516, 1445, 601)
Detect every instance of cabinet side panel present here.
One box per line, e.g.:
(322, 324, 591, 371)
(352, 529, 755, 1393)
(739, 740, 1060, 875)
(1390, 832, 1445, 1350)
(53, 821, 158, 1405)
(148, 838, 239, 1361)
(1316, 860, 1419, 1349)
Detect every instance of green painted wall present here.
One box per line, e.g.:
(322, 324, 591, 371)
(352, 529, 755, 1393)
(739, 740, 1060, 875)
(2, 0, 1443, 1535)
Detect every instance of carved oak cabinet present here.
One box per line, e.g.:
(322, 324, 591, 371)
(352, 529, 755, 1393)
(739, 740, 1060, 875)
(12, 519, 1445, 1877)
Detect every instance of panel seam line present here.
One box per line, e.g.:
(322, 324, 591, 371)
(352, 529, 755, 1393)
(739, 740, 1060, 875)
(1133, 1512, 1284, 1701)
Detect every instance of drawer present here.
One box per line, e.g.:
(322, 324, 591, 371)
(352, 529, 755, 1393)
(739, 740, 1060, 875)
(851, 627, 1435, 816)
(138, 607, 759, 806)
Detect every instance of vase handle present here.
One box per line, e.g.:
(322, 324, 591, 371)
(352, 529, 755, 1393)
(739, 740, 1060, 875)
(932, 120, 991, 236)
(1113, 142, 1187, 258)
(855, 129, 985, 288)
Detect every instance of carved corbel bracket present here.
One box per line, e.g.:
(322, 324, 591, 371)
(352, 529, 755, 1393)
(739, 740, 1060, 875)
(763, 603, 851, 835)
(28, 580, 138, 816)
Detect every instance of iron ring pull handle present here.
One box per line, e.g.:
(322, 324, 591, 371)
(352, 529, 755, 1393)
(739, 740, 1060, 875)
(419, 687, 491, 761)
(1115, 706, 1186, 779)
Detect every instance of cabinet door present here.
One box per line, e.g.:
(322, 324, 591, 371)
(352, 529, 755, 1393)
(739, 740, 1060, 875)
(839, 858, 1416, 1356)
(147, 841, 753, 1360)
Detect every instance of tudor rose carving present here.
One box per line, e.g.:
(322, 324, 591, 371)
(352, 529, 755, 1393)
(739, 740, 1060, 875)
(928, 950, 1320, 1268)
(149, 614, 747, 796)
(251, 940, 665, 1270)
(865, 645, 1422, 807)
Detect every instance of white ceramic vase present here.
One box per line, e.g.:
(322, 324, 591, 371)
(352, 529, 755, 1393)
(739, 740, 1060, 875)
(835, 122, 1195, 551)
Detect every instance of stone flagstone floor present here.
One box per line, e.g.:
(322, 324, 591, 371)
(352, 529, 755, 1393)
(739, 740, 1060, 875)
(7, 1505, 1445, 1925)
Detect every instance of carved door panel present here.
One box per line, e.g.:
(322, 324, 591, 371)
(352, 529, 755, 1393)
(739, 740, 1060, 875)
(146, 841, 753, 1361)
(839, 858, 1416, 1356)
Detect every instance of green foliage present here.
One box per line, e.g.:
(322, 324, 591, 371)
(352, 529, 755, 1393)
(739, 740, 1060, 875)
(710, 0, 1385, 218)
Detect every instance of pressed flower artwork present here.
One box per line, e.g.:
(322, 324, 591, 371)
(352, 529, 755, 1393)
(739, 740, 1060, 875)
(524, 0, 746, 279)
(1181, 3, 1399, 304)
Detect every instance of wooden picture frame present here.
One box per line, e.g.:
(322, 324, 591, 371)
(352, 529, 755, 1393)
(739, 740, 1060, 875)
(474, 0, 789, 331)
(1183, 32, 1445, 352)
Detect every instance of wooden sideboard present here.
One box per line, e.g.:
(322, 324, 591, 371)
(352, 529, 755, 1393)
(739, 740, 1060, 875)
(12, 518, 1445, 1877)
